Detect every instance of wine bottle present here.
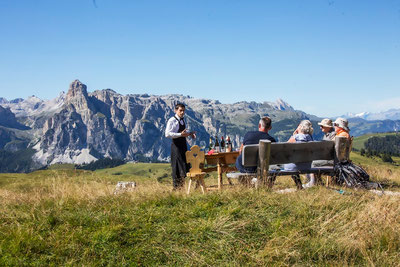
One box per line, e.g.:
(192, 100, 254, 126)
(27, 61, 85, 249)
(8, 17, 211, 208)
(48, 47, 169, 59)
(226, 136, 232, 152)
(208, 137, 213, 152)
(214, 135, 220, 152)
(220, 136, 226, 152)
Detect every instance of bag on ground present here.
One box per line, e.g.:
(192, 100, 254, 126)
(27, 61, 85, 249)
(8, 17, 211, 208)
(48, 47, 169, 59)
(333, 160, 371, 188)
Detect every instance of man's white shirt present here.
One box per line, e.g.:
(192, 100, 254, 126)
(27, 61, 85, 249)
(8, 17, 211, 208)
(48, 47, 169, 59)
(165, 115, 185, 139)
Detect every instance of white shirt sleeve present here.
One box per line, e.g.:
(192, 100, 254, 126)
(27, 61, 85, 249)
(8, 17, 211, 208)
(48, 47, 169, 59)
(165, 117, 182, 139)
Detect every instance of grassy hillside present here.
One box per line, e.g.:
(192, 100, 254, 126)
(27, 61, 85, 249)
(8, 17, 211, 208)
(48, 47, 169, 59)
(1, 161, 400, 265)
(352, 131, 399, 151)
(352, 132, 400, 166)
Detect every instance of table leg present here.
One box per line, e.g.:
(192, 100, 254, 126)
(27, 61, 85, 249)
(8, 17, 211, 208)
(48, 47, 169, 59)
(226, 165, 233, 185)
(217, 160, 222, 190)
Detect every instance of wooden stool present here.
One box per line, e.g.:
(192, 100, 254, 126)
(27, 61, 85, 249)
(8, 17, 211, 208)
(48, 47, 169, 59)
(186, 145, 207, 194)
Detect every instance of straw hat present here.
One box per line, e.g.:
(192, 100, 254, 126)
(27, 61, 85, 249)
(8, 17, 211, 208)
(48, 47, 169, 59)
(317, 118, 333, 128)
(334, 117, 350, 131)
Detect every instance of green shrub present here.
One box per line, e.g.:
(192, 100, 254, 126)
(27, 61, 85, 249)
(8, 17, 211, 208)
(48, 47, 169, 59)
(381, 154, 394, 163)
(77, 158, 125, 171)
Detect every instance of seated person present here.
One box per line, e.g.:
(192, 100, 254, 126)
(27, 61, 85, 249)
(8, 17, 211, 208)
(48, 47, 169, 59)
(312, 118, 336, 167)
(236, 116, 276, 173)
(334, 117, 351, 139)
(318, 118, 336, 141)
(284, 120, 314, 171)
(284, 120, 316, 189)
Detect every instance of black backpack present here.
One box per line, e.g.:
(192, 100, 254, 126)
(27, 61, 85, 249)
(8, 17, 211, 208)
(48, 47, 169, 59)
(334, 160, 372, 188)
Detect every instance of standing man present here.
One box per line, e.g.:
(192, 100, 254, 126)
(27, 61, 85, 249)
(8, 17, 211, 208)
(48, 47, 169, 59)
(235, 116, 276, 173)
(165, 103, 195, 189)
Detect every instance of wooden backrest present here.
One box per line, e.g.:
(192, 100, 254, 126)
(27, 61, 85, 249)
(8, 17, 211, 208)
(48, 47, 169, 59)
(185, 145, 205, 174)
(243, 140, 338, 167)
(242, 144, 259, 167)
(269, 141, 335, 164)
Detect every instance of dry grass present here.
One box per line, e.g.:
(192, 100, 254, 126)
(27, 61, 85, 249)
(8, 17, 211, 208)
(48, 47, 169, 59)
(351, 152, 400, 190)
(1, 161, 400, 265)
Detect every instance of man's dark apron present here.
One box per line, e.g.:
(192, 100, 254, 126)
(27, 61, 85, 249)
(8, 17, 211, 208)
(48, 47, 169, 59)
(171, 117, 188, 188)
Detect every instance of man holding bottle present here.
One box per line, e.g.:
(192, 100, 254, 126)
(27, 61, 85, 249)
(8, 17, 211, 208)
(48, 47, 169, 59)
(235, 116, 276, 173)
(165, 103, 196, 189)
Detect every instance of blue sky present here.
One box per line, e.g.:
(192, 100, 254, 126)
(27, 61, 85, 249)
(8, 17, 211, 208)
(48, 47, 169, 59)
(0, 0, 399, 117)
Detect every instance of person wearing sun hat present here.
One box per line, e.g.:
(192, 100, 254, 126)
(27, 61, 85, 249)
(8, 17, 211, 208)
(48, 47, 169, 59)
(318, 118, 336, 141)
(333, 117, 350, 139)
(311, 118, 336, 182)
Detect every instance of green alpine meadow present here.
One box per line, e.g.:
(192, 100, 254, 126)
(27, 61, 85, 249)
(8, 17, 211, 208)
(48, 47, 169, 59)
(1, 147, 400, 266)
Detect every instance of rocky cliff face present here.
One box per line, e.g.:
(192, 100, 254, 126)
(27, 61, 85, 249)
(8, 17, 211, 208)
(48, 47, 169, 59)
(28, 80, 309, 165)
(0, 105, 29, 130)
(1, 80, 399, 168)
(0, 105, 31, 152)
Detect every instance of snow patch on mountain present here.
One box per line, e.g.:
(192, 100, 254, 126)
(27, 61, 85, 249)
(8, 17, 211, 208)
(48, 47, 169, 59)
(343, 109, 400, 121)
(271, 98, 294, 111)
(2, 92, 66, 117)
(33, 142, 97, 165)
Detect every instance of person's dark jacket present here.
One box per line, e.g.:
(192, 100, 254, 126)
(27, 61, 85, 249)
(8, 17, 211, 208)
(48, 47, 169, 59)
(235, 131, 276, 173)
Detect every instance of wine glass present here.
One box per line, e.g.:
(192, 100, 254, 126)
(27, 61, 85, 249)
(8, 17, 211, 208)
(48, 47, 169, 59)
(199, 141, 206, 151)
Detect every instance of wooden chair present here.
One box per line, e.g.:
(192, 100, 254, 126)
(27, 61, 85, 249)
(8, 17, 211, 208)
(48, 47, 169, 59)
(185, 145, 207, 194)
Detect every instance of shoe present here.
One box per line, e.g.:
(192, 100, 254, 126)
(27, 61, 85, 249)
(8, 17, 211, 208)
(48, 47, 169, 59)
(302, 181, 315, 188)
(251, 177, 258, 188)
(302, 174, 315, 188)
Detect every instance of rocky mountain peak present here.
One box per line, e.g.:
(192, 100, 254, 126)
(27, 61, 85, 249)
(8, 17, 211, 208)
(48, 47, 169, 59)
(10, 98, 24, 104)
(272, 98, 293, 111)
(66, 80, 88, 100)
(65, 80, 92, 112)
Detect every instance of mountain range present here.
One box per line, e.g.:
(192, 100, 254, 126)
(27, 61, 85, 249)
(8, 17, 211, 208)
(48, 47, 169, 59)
(0, 80, 399, 172)
(343, 109, 400, 121)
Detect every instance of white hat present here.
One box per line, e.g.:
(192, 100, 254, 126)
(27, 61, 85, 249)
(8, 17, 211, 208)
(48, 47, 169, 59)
(318, 118, 333, 128)
(334, 117, 350, 131)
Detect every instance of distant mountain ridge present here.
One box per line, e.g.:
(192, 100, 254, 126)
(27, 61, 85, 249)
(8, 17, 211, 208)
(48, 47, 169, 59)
(343, 108, 400, 121)
(0, 80, 399, 171)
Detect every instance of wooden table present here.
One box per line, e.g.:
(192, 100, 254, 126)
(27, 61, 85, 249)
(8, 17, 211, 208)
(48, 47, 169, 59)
(203, 151, 239, 190)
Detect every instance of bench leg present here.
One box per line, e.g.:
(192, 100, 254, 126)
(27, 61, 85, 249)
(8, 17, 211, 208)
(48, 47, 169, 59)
(315, 173, 323, 185)
(291, 175, 303, 190)
(187, 179, 192, 194)
(200, 178, 206, 194)
(238, 176, 248, 186)
(326, 175, 334, 187)
(267, 175, 277, 188)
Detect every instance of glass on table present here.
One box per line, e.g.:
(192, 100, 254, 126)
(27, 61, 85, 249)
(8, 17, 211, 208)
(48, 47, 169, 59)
(199, 141, 206, 151)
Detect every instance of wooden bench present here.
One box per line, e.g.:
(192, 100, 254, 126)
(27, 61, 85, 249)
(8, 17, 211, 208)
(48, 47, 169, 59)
(235, 136, 351, 189)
